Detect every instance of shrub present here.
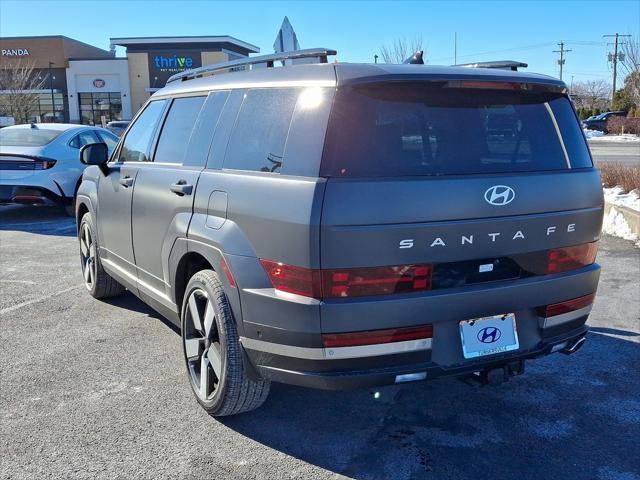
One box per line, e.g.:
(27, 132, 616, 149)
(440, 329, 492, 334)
(606, 116, 640, 135)
(597, 162, 640, 193)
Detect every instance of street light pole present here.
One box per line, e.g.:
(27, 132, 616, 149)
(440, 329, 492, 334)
(48, 61, 55, 122)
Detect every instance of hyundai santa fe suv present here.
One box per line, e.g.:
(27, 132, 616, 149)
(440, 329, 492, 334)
(75, 49, 603, 416)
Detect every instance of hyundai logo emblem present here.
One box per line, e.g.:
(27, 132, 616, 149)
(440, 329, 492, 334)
(477, 326, 502, 344)
(484, 185, 515, 206)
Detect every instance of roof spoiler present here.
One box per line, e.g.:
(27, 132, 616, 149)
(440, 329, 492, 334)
(166, 48, 337, 84)
(455, 60, 528, 71)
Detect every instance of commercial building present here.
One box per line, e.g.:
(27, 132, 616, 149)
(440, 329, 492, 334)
(0, 35, 130, 125)
(0, 34, 259, 125)
(109, 36, 260, 112)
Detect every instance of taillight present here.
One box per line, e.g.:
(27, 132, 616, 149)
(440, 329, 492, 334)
(323, 264, 432, 298)
(260, 260, 433, 299)
(34, 159, 57, 170)
(322, 325, 433, 348)
(536, 293, 596, 317)
(547, 242, 598, 274)
(259, 259, 322, 298)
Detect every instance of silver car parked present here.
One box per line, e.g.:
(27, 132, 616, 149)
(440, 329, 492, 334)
(0, 123, 119, 215)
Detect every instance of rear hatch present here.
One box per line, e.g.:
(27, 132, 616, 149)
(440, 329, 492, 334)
(319, 78, 603, 296)
(0, 127, 61, 181)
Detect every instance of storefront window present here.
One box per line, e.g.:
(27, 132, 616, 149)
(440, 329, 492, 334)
(0, 92, 65, 124)
(78, 92, 122, 126)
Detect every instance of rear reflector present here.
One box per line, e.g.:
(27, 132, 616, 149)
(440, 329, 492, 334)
(537, 293, 596, 318)
(12, 195, 44, 204)
(322, 325, 433, 348)
(219, 257, 236, 288)
(547, 241, 598, 274)
(260, 260, 433, 299)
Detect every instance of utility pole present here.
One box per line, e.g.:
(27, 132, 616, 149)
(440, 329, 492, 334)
(604, 33, 632, 105)
(553, 41, 571, 80)
(454, 32, 457, 65)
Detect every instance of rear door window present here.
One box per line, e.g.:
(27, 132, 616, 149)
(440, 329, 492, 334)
(153, 96, 206, 164)
(322, 82, 591, 177)
(118, 100, 167, 162)
(223, 88, 298, 173)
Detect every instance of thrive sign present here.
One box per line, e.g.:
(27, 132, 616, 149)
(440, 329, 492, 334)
(1, 48, 30, 57)
(148, 50, 201, 86)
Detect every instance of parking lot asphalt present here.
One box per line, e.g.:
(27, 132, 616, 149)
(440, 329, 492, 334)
(1, 204, 639, 480)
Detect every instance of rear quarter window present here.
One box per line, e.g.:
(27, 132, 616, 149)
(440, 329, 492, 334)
(321, 82, 591, 177)
(223, 88, 299, 173)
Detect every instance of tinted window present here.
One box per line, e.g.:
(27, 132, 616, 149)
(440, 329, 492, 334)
(549, 98, 592, 168)
(69, 131, 99, 149)
(95, 130, 119, 153)
(322, 83, 586, 177)
(224, 88, 298, 173)
(0, 128, 62, 146)
(154, 96, 205, 164)
(118, 100, 166, 162)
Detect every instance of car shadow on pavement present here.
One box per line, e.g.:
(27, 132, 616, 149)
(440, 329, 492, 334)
(220, 331, 640, 480)
(103, 292, 181, 335)
(0, 205, 76, 237)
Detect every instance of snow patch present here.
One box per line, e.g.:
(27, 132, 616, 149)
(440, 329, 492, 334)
(604, 187, 640, 212)
(602, 187, 640, 247)
(586, 130, 640, 142)
(583, 128, 604, 139)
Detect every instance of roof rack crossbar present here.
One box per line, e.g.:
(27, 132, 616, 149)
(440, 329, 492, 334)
(455, 60, 528, 71)
(166, 48, 337, 84)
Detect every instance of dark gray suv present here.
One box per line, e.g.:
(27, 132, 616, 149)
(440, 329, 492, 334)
(76, 49, 603, 416)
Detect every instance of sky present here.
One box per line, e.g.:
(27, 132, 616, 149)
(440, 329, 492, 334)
(0, 0, 638, 85)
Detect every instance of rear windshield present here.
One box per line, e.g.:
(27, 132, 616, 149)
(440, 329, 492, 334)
(0, 128, 62, 147)
(321, 82, 592, 177)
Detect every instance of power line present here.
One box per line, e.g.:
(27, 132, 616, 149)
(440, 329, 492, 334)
(603, 33, 632, 103)
(553, 41, 571, 80)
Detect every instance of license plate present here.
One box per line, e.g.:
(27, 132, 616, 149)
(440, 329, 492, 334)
(459, 313, 519, 359)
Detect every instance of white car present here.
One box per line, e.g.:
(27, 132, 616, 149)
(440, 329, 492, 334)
(0, 123, 119, 215)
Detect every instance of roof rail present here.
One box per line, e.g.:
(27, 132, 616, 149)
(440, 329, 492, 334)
(166, 48, 337, 84)
(455, 60, 528, 71)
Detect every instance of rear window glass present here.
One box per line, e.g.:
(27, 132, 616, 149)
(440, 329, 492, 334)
(322, 82, 591, 177)
(0, 128, 62, 146)
(223, 88, 298, 173)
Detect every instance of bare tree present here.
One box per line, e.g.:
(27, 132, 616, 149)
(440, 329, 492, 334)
(619, 37, 640, 107)
(570, 79, 611, 110)
(0, 59, 45, 124)
(379, 36, 424, 64)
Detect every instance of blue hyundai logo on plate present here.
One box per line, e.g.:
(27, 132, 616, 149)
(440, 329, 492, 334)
(477, 326, 501, 343)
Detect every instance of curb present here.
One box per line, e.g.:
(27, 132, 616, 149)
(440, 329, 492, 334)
(604, 200, 640, 236)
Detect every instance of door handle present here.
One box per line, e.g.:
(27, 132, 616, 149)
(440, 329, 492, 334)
(119, 176, 134, 188)
(170, 181, 193, 196)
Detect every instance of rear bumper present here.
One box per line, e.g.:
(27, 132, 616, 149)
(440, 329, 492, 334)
(239, 264, 600, 390)
(244, 323, 589, 390)
(0, 168, 79, 201)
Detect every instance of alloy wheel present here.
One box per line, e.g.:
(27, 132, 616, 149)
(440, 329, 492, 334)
(183, 288, 223, 401)
(79, 223, 96, 290)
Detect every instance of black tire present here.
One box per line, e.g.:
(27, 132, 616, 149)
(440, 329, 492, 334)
(181, 269, 270, 416)
(64, 199, 75, 217)
(78, 212, 125, 299)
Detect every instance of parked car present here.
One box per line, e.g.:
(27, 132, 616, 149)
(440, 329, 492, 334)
(581, 111, 626, 132)
(76, 50, 603, 416)
(0, 123, 119, 215)
(106, 120, 130, 137)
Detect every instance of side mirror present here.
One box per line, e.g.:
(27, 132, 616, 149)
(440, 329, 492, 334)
(80, 142, 109, 166)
